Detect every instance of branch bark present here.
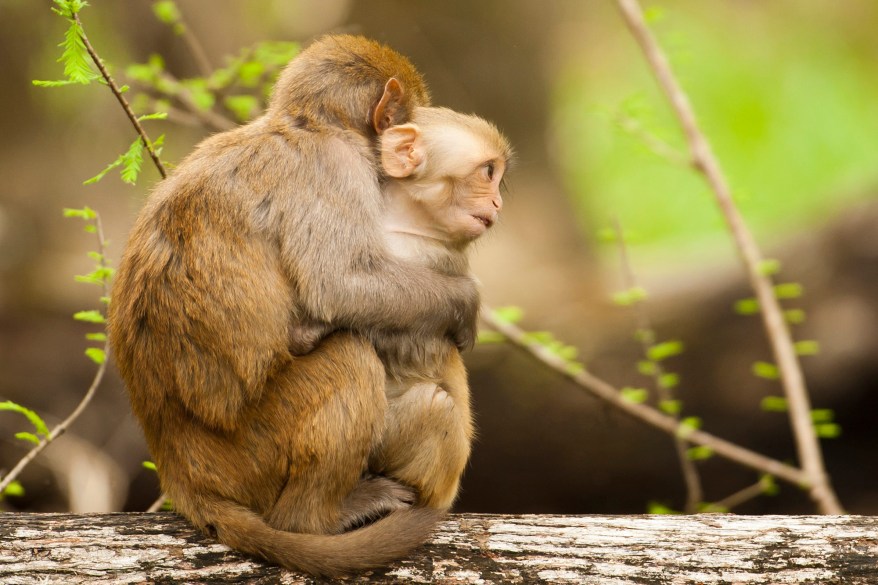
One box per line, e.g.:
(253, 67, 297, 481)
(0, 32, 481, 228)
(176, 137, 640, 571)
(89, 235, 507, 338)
(1, 513, 875, 584)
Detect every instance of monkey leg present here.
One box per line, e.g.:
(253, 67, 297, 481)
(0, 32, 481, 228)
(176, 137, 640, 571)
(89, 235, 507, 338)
(261, 332, 412, 535)
(371, 350, 474, 510)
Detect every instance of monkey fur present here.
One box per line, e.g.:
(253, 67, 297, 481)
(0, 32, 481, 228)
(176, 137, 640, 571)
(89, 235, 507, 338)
(109, 35, 483, 576)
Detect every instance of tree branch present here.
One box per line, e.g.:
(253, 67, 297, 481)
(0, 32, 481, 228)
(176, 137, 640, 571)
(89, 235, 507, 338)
(614, 0, 841, 513)
(74, 13, 167, 180)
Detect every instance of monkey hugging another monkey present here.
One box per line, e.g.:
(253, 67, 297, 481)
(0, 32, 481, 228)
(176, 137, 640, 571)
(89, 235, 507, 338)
(109, 35, 511, 577)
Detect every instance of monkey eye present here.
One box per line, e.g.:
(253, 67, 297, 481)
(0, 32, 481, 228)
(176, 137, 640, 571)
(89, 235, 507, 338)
(483, 162, 496, 181)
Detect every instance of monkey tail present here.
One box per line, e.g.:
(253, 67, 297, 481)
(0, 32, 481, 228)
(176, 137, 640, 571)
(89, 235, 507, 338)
(201, 500, 444, 577)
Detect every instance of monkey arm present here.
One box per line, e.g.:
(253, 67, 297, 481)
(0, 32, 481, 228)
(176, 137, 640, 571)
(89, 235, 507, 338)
(267, 133, 480, 348)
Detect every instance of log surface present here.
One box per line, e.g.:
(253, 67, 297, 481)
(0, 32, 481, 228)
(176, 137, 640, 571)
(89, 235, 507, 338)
(1, 512, 876, 584)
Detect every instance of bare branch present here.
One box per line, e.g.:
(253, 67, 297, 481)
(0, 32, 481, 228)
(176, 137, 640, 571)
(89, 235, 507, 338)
(614, 0, 841, 513)
(480, 305, 809, 489)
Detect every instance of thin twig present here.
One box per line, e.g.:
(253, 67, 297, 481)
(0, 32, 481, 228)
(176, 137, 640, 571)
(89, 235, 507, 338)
(0, 214, 111, 494)
(74, 13, 168, 180)
(614, 0, 841, 513)
(613, 112, 689, 167)
(158, 71, 237, 132)
(481, 305, 809, 488)
(181, 26, 212, 79)
(612, 217, 704, 513)
(711, 478, 772, 512)
(147, 494, 168, 513)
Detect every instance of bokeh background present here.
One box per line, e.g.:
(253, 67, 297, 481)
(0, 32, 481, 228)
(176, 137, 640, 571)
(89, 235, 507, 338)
(2, 0, 877, 515)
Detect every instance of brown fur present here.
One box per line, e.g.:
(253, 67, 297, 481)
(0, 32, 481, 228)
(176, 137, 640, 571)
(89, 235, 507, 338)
(108, 35, 475, 576)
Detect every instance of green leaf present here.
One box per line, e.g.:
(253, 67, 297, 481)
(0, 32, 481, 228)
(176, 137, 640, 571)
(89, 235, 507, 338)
(84, 224, 97, 234)
(152, 0, 181, 25)
(0, 401, 50, 437)
(794, 340, 820, 356)
(63, 206, 97, 220)
(142, 461, 158, 472)
(73, 310, 105, 323)
(686, 445, 714, 461)
(698, 502, 729, 513)
(237, 61, 265, 87)
(659, 399, 682, 415)
(522, 331, 554, 345)
(784, 309, 806, 325)
(2, 480, 25, 498)
(136, 112, 169, 122)
(774, 282, 803, 300)
(658, 372, 679, 389)
(86, 332, 107, 342)
(676, 416, 702, 439)
(224, 95, 259, 122)
(492, 306, 524, 324)
(815, 423, 841, 439)
(15, 431, 41, 445)
(620, 387, 648, 404)
(612, 286, 648, 306)
(760, 396, 788, 412)
(760, 474, 780, 496)
(633, 328, 655, 344)
(565, 361, 586, 375)
(647, 501, 679, 515)
(120, 138, 145, 185)
(647, 340, 684, 362)
(810, 409, 834, 423)
(476, 330, 505, 344)
(752, 361, 780, 380)
(637, 360, 657, 376)
(757, 258, 782, 276)
(643, 6, 665, 24)
(182, 79, 215, 110)
(75, 267, 114, 285)
(85, 347, 106, 364)
(84, 154, 124, 185)
(734, 298, 760, 315)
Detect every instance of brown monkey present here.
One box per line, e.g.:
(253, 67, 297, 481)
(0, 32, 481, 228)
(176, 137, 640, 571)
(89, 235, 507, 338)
(109, 35, 480, 577)
(368, 107, 512, 510)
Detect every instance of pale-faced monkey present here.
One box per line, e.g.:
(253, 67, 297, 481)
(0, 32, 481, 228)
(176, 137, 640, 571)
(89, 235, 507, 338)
(368, 107, 512, 510)
(109, 36, 481, 577)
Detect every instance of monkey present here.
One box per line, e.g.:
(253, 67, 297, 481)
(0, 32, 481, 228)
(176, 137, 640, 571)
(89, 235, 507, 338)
(108, 35, 482, 577)
(366, 106, 512, 511)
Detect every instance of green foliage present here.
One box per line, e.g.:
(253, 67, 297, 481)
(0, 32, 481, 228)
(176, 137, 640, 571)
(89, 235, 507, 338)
(698, 502, 729, 513)
(647, 501, 680, 515)
(152, 0, 184, 34)
(757, 259, 782, 276)
(85, 347, 106, 365)
(734, 297, 759, 316)
(492, 305, 524, 325)
(773, 283, 803, 300)
(752, 361, 779, 380)
(784, 309, 806, 325)
(686, 445, 714, 461)
(658, 372, 679, 389)
(760, 474, 780, 496)
(85, 135, 163, 186)
(760, 396, 788, 412)
(476, 330, 506, 344)
(659, 399, 682, 415)
(811, 409, 841, 439)
(142, 461, 158, 472)
(557, 7, 878, 256)
(33, 1, 98, 87)
(647, 340, 684, 362)
(676, 416, 702, 439)
(224, 95, 260, 122)
(612, 286, 648, 306)
(1, 480, 25, 500)
(73, 310, 105, 324)
(794, 340, 820, 356)
(637, 360, 656, 376)
(0, 401, 50, 438)
(620, 387, 648, 404)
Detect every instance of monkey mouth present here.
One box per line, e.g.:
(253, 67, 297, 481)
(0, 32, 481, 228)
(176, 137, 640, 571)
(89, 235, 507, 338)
(471, 214, 494, 229)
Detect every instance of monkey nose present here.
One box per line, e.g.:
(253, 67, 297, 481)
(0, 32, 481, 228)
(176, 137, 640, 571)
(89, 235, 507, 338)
(492, 196, 503, 210)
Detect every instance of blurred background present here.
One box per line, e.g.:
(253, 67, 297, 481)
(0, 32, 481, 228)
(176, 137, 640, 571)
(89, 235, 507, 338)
(1, 0, 877, 516)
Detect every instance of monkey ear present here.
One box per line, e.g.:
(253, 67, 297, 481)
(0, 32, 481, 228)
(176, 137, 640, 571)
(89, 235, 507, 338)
(373, 78, 405, 134)
(381, 123, 424, 178)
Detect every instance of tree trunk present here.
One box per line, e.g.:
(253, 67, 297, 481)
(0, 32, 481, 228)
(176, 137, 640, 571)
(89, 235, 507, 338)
(1, 512, 876, 584)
